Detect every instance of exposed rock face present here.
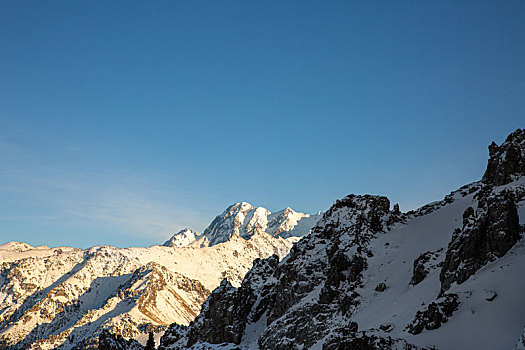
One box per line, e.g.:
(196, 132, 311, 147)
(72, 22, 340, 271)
(410, 249, 443, 286)
(155, 130, 525, 349)
(157, 324, 186, 350)
(156, 130, 525, 350)
(258, 195, 400, 350)
(159, 256, 280, 349)
(98, 329, 144, 350)
(406, 294, 459, 335)
(186, 256, 279, 347)
(440, 188, 520, 292)
(322, 333, 428, 350)
(483, 129, 525, 186)
(436, 129, 525, 309)
(160, 195, 402, 349)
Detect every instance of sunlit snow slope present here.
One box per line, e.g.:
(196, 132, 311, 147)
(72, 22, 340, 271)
(0, 202, 320, 349)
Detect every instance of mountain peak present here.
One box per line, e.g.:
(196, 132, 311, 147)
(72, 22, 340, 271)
(483, 128, 525, 186)
(0, 241, 34, 252)
(280, 207, 294, 214)
(227, 201, 254, 211)
(160, 202, 322, 248)
(163, 228, 197, 247)
(201, 202, 321, 246)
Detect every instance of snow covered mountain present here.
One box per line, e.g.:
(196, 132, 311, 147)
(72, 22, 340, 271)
(162, 228, 200, 248)
(158, 128, 525, 350)
(0, 202, 317, 349)
(3, 129, 525, 350)
(163, 203, 322, 247)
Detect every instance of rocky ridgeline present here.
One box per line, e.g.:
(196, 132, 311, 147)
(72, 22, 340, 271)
(405, 130, 524, 286)
(195, 202, 322, 247)
(159, 194, 413, 349)
(437, 129, 525, 292)
(3, 130, 524, 349)
(187, 256, 280, 346)
(405, 129, 525, 334)
(152, 129, 525, 350)
(483, 128, 525, 186)
(118, 263, 210, 326)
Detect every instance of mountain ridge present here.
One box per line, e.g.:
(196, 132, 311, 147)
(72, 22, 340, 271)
(158, 128, 525, 350)
(2, 129, 524, 349)
(163, 202, 322, 248)
(0, 202, 320, 349)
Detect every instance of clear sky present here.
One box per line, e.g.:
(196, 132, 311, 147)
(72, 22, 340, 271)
(1, 1, 524, 248)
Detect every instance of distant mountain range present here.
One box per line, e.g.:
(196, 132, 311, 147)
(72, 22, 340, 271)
(163, 203, 322, 248)
(0, 204, 321, 349)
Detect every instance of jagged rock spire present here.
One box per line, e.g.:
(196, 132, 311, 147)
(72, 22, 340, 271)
(483, 128, 525, 185)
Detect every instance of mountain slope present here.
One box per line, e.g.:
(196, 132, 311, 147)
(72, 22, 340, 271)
(0, 224, 297, 349)
(159, 129, 525, 350)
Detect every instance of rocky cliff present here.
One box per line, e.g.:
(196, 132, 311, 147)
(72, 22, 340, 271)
(158, 129, 525, 350)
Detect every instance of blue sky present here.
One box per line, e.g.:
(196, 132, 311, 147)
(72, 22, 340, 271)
(1, 1, 524, 248)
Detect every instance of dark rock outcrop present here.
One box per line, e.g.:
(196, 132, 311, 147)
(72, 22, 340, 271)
(98, 330, 144, 350)
(483, 128, 525, 186)
(158, 324, 186, 350)
(411, 252, 432, 286)
(323, 331, 428, 350)
(258, 195, 400, 349)
(160, 194, 401, 349)
(440, 189, 520, 292)
(406, 294, 459, 335)
(375, 282, 387, 292)
(410, 249, 442, 286)
(186, 255, 279, 347)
